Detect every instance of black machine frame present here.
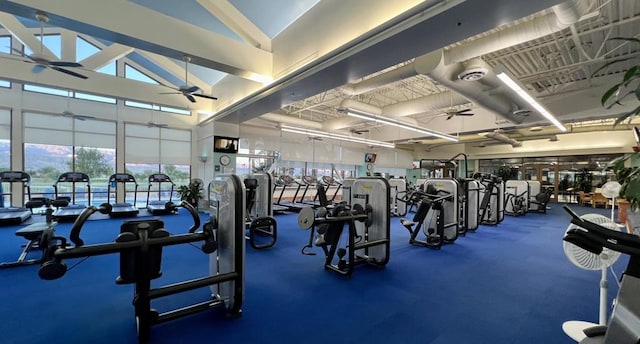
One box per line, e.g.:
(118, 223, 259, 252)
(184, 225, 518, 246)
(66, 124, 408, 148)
(0, 171, 33, 225)
(52, 172, 91, 222)
(145, 173, 176, 216)
(37, 200, 244, 343)
(107, 173, 140, 218)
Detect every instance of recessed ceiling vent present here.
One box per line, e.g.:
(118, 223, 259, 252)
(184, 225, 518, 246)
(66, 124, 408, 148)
(457, 66, 488, 81)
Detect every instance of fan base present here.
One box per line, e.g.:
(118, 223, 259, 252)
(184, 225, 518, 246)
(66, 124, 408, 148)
(563, 320, 598, 341)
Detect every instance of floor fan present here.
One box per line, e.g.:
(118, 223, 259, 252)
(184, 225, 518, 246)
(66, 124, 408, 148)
(561, 213, 621, 342)
(600, 181, 622, 223)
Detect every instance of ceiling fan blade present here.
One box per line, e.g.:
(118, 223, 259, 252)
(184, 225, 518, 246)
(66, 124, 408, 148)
(193, 93, 218, 100)
(455, 108, 473, 114)
(51, 66, 88, 79)
(159, 91, 181, 95)
(457, 112, 475, 116)
(50, 61, 83, 68)
(74, 115, 94, 121)
(185, 94, 197, 103)
(446, 113, 455, 120)
(184, 85, 200, 94)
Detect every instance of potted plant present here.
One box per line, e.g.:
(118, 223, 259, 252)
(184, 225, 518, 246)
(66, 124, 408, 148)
(595, 37, 640, 228)
(176, 181, 203, 208)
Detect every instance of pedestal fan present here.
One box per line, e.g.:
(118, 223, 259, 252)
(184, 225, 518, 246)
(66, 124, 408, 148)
(562, 213, 621, 341)
(600, 181, 622, 223)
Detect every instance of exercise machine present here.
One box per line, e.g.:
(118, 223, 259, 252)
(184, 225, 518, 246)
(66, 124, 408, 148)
(389, 177, 407, 217)
(145, 173, 176, 216)
(0, 198, 65, 268)
(272, 175, 296, 213)
(243, 174, 277, 249)
(52, 172, 91, 222)
(37, 175, 244, 343)
(527, 181, 551, 213)
(423, 179, 459, 240)
(287, 175, 316, 211)
(433, 153, 479, 235)
(504, 180, 529, 216)
(297, 177, 390, 276)
(400, 184, 456, 249)
(562, 205, 640, 343)
(107, 173, 139, 218)
(475, 173, 504, 225)
(0, 171, 32, 225)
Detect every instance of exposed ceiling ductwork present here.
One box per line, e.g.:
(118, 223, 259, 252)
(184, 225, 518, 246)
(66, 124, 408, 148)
(319, 0, 594, 131)
(484, 130, 523, 147)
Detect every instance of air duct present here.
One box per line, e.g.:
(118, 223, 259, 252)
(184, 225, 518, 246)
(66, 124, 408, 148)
(260, 112, 324, 130)
(336, 0, 592, 119)
(382, 91, 468, 117)
(341, 64, 417, 96)
(415, 52, 527, 123)
(485, 131, 523, 147)
(444, 0, 592, 64)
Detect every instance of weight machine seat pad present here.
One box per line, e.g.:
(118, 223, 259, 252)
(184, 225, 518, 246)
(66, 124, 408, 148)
(411, 201, 432, 223)
(583, 325, 608, 338)
(400, 219, 415, 226)
(16, 223, 49, 240)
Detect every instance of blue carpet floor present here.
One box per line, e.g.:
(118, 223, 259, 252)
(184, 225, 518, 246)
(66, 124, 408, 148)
(0, 203, 627, 344)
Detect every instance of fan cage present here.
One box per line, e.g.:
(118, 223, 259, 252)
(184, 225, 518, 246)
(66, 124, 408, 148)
(563, 213, 621, 270)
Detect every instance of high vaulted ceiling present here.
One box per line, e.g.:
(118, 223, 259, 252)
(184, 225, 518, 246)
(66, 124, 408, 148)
(0, 0, 638, 150)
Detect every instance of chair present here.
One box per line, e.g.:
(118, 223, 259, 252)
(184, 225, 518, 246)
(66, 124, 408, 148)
(591, 192, 609, 208)
(577, 191, 592, 206)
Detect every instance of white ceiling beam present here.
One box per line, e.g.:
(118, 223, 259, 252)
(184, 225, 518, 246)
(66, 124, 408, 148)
(196, 0, 271, 51)
(59, 29, 75, 62)
(0, 0, 273, 82)
(0, 12, 57, 60)
(0, 56, 215, 111)
(136, 51, 210, 92)
(80, 43, 134, 71)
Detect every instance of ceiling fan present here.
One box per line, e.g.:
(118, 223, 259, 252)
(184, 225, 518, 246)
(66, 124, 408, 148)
(350, 128, 370, 135)
(60, 110, 94, 121)
(10, 12, 87, 79)
(160, 56, 218, 103)
(445, 108, 474, 120)
(146, 121, 168, 128)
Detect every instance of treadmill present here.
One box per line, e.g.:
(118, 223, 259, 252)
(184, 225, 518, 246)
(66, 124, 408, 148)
(286, 175, 315, 212)
(145, 173, 176, 215)
(272, 176, 292, 214)
(107, 173, 139, 218)
(52, 172, 91, 222)
(0, 171, 33, 225)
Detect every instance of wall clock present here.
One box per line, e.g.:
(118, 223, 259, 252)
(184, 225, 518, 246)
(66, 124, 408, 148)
(220, 155, 231, 166)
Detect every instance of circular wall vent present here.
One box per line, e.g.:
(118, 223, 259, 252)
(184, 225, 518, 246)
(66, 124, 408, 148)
(457, 67, 488, 81)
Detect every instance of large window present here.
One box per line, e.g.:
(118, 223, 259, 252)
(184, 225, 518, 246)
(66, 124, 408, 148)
(23, 113, 116, 204)
(0, 109, 9, 171)
(125, 124, 191, 206)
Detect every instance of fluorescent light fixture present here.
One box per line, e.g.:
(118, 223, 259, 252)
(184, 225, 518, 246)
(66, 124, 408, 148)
(345, 109, 458, 142)
(280, 125, 395, 148)
(495, 71, 567, 132)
